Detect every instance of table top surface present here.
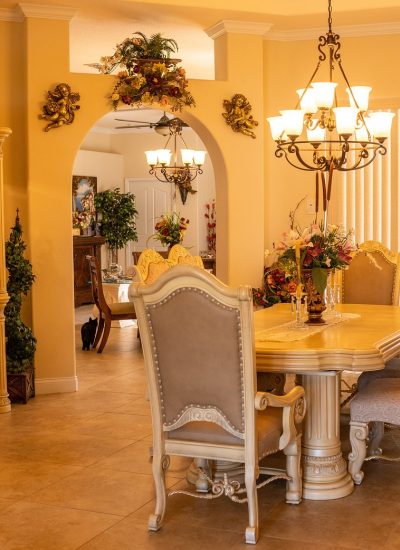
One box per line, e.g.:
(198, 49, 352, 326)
(254, 303, 400, 373)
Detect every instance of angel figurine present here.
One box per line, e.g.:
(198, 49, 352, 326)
(222, 93, 258, 139)
(40, 83, 80, 132)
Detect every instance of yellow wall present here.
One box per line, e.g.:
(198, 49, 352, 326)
(4, 12, 400, 395)
(1, 16, 266, 393)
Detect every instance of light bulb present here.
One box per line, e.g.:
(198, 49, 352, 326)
(193, 150, 206, 166)
(296, 88, 318, 114)
(368, 111, 395, 140)
(306, 121, 326, 143)
(145, 150, 158, 166)
(311, 82, 338, 109)
(279, 110, 304, 139)
(267, 116, 287, 141)
(181, 149, 194, 165)
(333, 107, 359, 136)
(157, 149, 171, 166)
(346, 86, 372, 112)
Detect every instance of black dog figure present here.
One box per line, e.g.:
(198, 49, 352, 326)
(81, 317, 98, 351)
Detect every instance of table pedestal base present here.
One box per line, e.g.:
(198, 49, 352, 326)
(300, 372, 354, 500)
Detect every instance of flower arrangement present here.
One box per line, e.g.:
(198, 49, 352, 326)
(275, 223, 356, 294)
(72, 210, 92, 230)
(204, 200, 216, 253)
(153, 212, 189, 248)
(90, 32, 195, 112)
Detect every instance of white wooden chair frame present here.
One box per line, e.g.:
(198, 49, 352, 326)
(131, 265, 305, 544)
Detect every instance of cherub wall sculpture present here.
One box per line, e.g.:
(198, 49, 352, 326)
(40, 83, 80, 132)
(222, 93, 258, 139)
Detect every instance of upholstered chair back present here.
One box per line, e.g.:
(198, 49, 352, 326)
(168, 244, 204, 269)
(342, 241, 400, 306)
(133, 249, 174, 285)
(131, 265, 255, 441)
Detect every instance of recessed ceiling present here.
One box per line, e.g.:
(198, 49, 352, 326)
(5, 1, 400, 79)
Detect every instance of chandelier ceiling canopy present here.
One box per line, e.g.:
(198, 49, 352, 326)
(267, 0, 395, 172)
(145, 118, 206, 186)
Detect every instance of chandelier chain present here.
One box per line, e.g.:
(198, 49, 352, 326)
(328, 0, 333, 33)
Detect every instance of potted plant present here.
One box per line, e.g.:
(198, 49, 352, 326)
(5, 211, 36, 403)
(89, 31, 196, 112)
(94, 188, 138, 268)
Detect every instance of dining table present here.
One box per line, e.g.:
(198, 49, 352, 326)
(254, 302, 400, 501)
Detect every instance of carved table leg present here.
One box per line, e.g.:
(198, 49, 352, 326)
(301, 372, 354, 500)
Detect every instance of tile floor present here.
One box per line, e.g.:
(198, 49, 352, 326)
(1, 307, 400, 549)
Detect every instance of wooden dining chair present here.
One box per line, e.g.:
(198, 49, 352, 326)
(86, 255, 137, 353)
(131, 265, 306, 544)
(340, 241, 400, 406)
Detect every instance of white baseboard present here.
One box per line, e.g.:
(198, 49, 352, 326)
(35, 376, 79, 395)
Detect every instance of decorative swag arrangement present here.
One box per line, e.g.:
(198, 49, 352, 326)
(89, 32, 196, 112)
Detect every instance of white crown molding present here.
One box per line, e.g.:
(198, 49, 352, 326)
(0, 7, 24, 22)
(18, 3, 76, 21)
(205, 20, 273, 40)
(266, 22, 400, 42)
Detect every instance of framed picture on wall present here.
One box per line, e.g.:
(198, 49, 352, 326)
(72, 175, 97, 212)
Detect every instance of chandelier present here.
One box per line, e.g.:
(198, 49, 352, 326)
(267, 0, 395, 172)
(145, 118, 206, 185)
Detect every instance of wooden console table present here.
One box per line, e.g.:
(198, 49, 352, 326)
(73, 235, 105, 307)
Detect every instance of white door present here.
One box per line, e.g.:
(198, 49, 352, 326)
(125, 178, 173, 262)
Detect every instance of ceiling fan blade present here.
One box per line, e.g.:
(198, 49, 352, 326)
(115, 118, 154, 124)
(114, 124, 151, 129)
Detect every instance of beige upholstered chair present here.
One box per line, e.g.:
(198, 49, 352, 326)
(348, 378, 400, 485)
(340, 240, 400, 306)
(131, 265, 306, 544)
(167, 244, 204, 268)
(86, 256, 137, 353)
(340, 241, 400, 406)
(133, 248, 174, 285)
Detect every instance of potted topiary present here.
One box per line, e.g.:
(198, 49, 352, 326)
(5, 211, 36, 403)
(94, 187, 138, 272)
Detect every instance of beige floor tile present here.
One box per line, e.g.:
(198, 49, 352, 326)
(78, 518, 242, 550)
(0, 457, 82, 499)
(93, 439, 191, 479)
(0, 501, 120, 550)
(27, 467, 157, 516)
(63, 411, 152, 440)
(1, 430, 134, 467)
(260, 495, 400, 548)
(114, 395, 151, 415)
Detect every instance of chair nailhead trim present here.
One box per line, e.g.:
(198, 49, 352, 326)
(145, 287, 246, 432)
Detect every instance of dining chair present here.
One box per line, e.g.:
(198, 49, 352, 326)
(132, 250, 168, 265)
(348, 377, 400, 485)
(339, 240, 400, 406)
(86, 255, 137, 353)
(340, 240, 400, 306)
(132, 248, 173, 285)
(131, 264, 306, 544)
(167, 243, 204, 268)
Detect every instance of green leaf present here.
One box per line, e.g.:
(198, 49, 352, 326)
(312, 268, 329, 296)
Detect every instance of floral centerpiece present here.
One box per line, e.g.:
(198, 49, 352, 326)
(152, 212, 189, 248)
(89, 32, 195, 112)
(275, 223, 356, 294)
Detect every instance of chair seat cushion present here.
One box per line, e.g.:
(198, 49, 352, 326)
(166, 407, 282, 457)
(357, 359, 400, 391)
(350, 378, 400, 424)
(109, 301, 136, 316)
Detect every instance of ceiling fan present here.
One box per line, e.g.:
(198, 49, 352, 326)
(114, 112, 189, 136)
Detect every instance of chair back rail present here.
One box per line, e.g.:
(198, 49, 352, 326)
(86, 255, 111, 315)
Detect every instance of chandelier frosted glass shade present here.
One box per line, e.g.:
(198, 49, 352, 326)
(267, 1, 394, 172)
(145, 119, 206, 184)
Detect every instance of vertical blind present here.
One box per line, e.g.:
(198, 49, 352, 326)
(331, 108, 399, 251)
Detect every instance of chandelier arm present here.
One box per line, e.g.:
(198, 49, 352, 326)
(337, 59, 361, 111)
(289, 142, 324, 171)
(295, 61, 322, 109)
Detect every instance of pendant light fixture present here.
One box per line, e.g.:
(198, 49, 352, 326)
(267, 0, 394, 172)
